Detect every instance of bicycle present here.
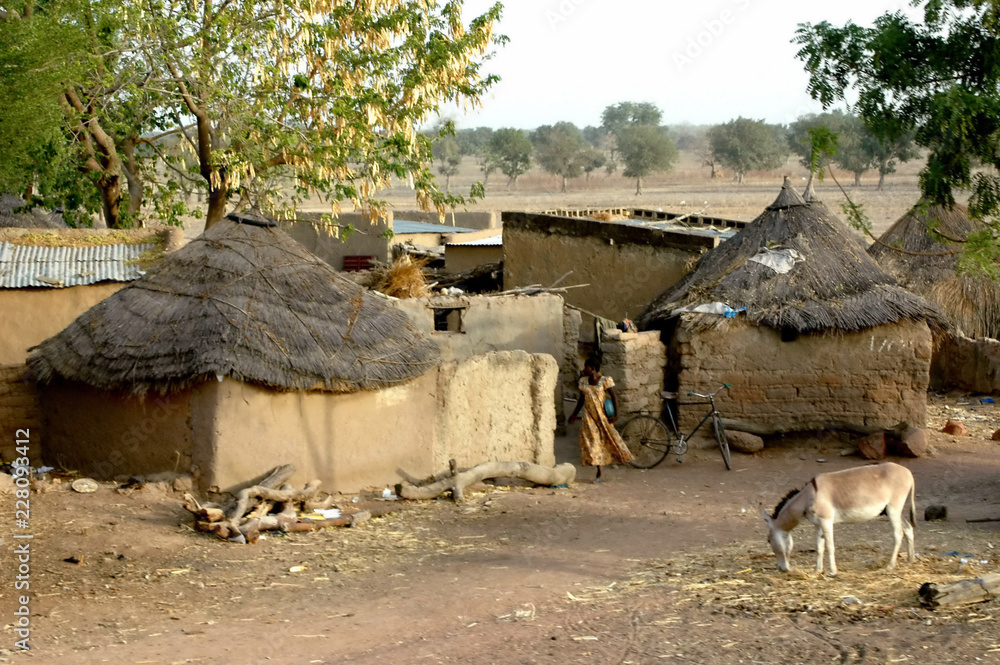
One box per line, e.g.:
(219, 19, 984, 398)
(618, 384, 732, 470)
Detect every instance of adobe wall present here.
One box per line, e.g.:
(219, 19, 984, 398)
(672, 317, 932, 439)
(931, 334, 1000, 393)
(393, 209, 498, 230)
(0, 284, 125, 365)
(202, 375, 438, 494)
(395, 293, 566, 421)
(502, 212, 715, 341)
(434, 351, 557, 470)
(38, 381, 200, 479)
(599, 330, 667, 418)
(444, 244, 502, 272)
(0, 365, 43, 465)
(36, 351, 557, 494)
(281, 212, 391, 270)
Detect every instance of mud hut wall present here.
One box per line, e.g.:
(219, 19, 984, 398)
(671, 318, 931, 437)
(394, 210, 498, 230)
(395, 293, 567, 421)
(501, 212, 714, 342)
(434, 351, 557, 470)
(444, 244, 503, 273)
(201, 375, 438, 494)
(0, 284, 125, 365)
(599, 330, 666, 417)
(280, 212, 391, 270)
(0, 365, 43, 465)
(931, 334, 1000, 393)
(38, 381, 198, 479)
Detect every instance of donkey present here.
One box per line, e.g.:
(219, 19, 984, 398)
(760, 463, 916, 576)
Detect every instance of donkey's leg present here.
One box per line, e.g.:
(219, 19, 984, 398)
(814, 526, 826, 575)
(885, 508, 903, 569)
(903, 520, 915, 563)
(821, 521, 837, 577)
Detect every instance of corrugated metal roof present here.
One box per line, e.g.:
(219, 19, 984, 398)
(446, 233, 502, 247)
(0, 241, 155, 288)
(393, 220, 477, 235)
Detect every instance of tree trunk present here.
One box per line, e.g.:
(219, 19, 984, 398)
(121, 137, 144, 223)
(854, 171, 862, 187)
(397, 460, 576, 502)
(737, 171, 745, 185)
(877, 171, 886, 191)
(635, 176, 642, 195)
(98, 176, 123, 228)
(445, 173, 452, 190)
(560, 174, 567, 192)
(710, 163, 717, 178)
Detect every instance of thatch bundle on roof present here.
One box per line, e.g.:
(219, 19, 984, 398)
(638, 178, 944, 334)
(868, 202, 1000, 339)
(28, 212, 440, 395)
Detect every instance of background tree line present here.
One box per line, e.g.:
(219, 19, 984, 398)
(431, 105, 919, 195)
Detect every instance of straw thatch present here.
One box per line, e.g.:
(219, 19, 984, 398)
(638, 178, 944, 333)
(868, 202, 1000, 339)
(28, 213, 440, 395)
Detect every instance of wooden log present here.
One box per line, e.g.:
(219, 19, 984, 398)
(228, 479, 320, 524)
(721, 419, 909, 437)
(397, 461, 576, 501)
(919, 573, 1000, 608)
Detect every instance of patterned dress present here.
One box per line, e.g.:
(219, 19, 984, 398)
(577, 375, 633, 467)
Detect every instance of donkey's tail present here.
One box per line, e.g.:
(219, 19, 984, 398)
(909, 477, 917, 530)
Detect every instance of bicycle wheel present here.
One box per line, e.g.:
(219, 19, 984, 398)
(712, 414, 732, 470)
(619, 415, 671, 469)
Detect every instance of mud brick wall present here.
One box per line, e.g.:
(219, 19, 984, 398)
(931, 333, 1000, 394)
(0, 365, 43, 464)
(671, 317, 932, 436)
(600, 330, 666, 418)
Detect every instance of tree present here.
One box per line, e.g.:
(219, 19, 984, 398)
(868, 131, 919, 191)
(2, 1, 505, 230)
(432, 135, 462, 191)
(532, 122, 586, 192)
(795, 2, 1000, 271)
(455, 126, 494, 157)
(616, 126, 677, 195)
(707, 118, 788, 184)
(579, 147, 607, 182)
(600, 102, 663, 136)
(484, 128, 532, 189)
(1, 1, 165, 227)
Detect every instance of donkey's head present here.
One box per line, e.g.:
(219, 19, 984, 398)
(760, 505, 794, 572)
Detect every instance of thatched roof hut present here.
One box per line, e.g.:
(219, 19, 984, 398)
(868, 202, 1000, 339)
(635, 178, 940, 436)
(28, 212, 440, 395)
(638, 177, 943, 333)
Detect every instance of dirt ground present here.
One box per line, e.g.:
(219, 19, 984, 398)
(2, 392, 1000, 664)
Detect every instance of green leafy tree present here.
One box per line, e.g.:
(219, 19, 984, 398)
(1, 1, 165, 227)
(707, 118, 788, 184)
(532, 122, 586, 192)
(600, 102, 663, 136)
(455, 126, 494, 157)
(616, 126, 677, 195)
(3, 1, 505, 230)
(579, 147, 607, 182)
(795, 2, 1000, 271)
(485, 128, 532, 189)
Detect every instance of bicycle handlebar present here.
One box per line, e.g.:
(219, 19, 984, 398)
(686, 383, 731, 398)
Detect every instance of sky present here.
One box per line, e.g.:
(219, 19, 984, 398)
(448, 0, 921, 130)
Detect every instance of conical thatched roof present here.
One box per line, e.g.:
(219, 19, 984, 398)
(638, 178, 944, 333)
(868, 202, 1000, 338)
(28, 213, 440, 395)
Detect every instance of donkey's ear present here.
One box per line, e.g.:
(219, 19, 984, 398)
(759, 506, 772, 525)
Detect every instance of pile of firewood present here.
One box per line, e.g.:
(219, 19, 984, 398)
(181, 464, 369, 544)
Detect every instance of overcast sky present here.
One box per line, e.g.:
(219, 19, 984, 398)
(448, 0, 920, 130)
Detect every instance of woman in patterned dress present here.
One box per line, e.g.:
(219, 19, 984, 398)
(567, 356, 633, 481)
